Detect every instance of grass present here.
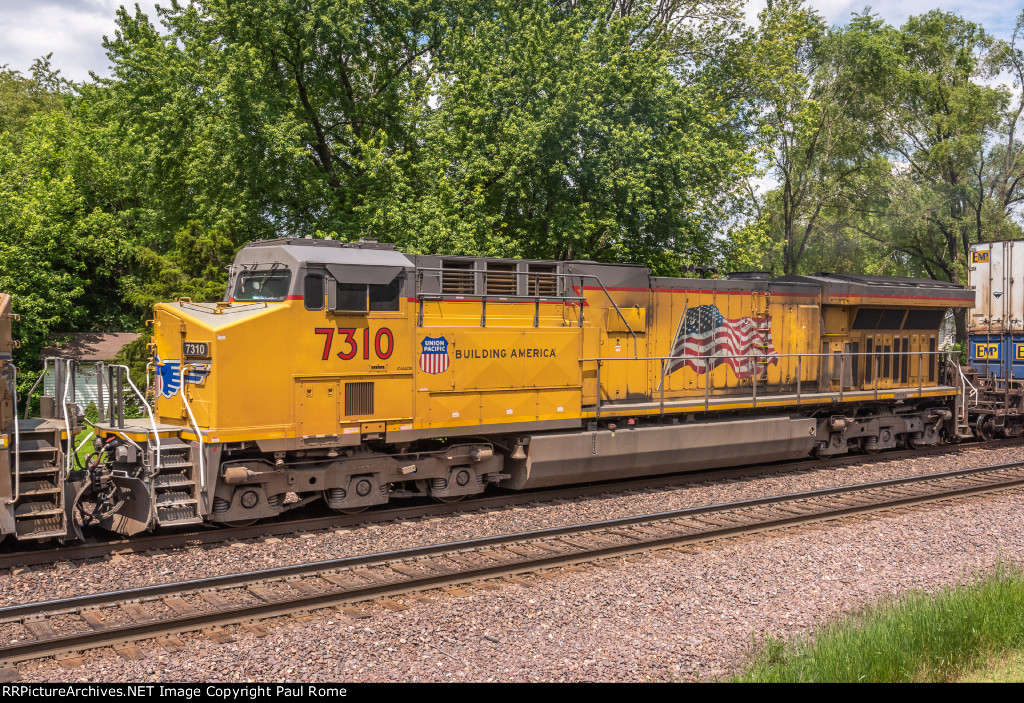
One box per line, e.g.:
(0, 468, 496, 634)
(732, 564, 1024, 682)
(960, 650, 1024, 682)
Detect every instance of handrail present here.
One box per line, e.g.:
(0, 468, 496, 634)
(580, 350, 950, 362)
(21, 357, 54, 419)
(413, 268, 642, 359)
(5, 364, 20, 504)
(587, 349, 952, 416)
(953, 353, 979, 428)
(576, 274, 640, 359)
(178, 363, 205, 492)
(955, 356, 979, 404)
(108, 364, 161, 472)
(416, 291, 583, 302)
(61, 360, 73, 478)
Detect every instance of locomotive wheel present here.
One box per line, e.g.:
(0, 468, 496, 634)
(861, 440, 880, 455)
(433, 494, 466, 504)
(331, 505, 369, 515)
(219, 519, 258, 527)
(976, 417, 995, 441)
(322, 489, 372, 514)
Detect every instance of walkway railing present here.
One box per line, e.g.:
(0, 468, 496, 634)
(585, 349, 952, 418)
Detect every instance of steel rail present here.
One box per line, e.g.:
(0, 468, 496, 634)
(2, 437, 1015, 570)
(1, 461, 1024, 664)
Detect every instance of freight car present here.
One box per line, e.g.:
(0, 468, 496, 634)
(1, 238, 979, 541)
(964, 240, 1024, 438)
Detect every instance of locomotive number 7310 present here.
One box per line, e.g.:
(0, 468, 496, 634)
(315, 327, 394, 361)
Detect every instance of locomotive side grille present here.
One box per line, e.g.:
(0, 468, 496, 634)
(441, 260, 475, 294)
(345, 381, 375, 416)
(485, 263, 517, 295)
(527, 264, 558, 296)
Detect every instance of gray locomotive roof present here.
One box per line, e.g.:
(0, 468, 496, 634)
(228, 238, 971, 305)
(235, 238, 414, 269)
(791, 273, 965, 289)
(780, 273, 974, 305)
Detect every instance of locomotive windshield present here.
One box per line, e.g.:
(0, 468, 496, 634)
(234, 270, 292, 301)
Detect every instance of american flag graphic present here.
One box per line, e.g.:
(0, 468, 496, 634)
(419, 336, 450, 374)
(665, 305, 778, 379)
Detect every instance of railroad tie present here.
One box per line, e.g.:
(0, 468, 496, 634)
(23, 619, 56, 639)
(203, 627, 234, 644)
(241, 622, 270, 637)
(156, 635, 187, 653)
(286, 579, 322, 596)
(162, 597, 199, 616)
(120, 603, 155, 622)
(113, 643, 146, 660)
(199, 592, 233, 610)
(319, 573, 364, 589)
(54, 654, 83, 669)
(502, 576, 534, 587)
(418, 560, 455, 575)
(80, 609, 108, 631)
(442, 554, 484, 569)
(350, 568, 398, 586)
(247, 585, 281, 602)
(388, 564, 423, 578)
(340, 606, 371, 619)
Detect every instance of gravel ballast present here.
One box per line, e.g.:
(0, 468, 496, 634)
(5, 446, 1024, 681)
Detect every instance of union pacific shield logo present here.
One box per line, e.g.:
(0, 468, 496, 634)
(155, 354, 181, 398)
(155, 353, 212, 397)
(419, 336, 450, 374)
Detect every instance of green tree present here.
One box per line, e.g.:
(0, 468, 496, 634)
(96, 0, 754, 274)
(851, 11, 1019, 337)
(409, 0, 751, 271)
(744, 3, 892, 275)
(871, 12, 1001, 281)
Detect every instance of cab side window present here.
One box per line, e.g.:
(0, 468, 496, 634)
(304, 274, 324, 310)
(369, 278, 401, 311)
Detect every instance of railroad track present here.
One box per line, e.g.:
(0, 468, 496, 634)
(2, 460, 1023, 669)
(2, 437, 1016, 571)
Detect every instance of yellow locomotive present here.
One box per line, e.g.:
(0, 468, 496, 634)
(1, 238, 975, 539)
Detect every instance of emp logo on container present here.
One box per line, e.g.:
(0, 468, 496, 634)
(975, 343, 1000, 360)
(419, 336, 450, 374)
(972, 251, 990, 263)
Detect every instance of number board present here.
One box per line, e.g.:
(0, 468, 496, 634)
(183, 341, 210, 358)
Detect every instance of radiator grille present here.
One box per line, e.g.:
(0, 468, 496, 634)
(345, 382, 374, 416)
(441, 260, 475, 294)
(527, 264, 558, 296)
(485, 263, 517, 295)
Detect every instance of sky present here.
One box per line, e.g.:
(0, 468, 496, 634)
(0, 0, 1021, 82)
